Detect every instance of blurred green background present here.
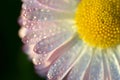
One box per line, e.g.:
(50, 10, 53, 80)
(1, 0, 45, 80)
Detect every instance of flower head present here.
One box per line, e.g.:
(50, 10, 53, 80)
(19, 0, 120, 80)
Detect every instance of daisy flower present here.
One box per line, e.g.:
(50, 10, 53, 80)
(19, 0, 120, 80)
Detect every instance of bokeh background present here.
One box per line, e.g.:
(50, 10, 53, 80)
(1, 0, 45, 80)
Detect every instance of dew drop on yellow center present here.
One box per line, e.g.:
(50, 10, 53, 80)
(75, 0, 120, 48)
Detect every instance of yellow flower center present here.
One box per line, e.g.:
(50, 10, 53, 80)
(75, 0, 120, 48)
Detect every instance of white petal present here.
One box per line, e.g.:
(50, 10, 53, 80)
(22, 0, 80, 12)
(88, 49, 104, 80)
(38, 0, 80, 11)
(22, 21, 75, 44)
(67, 46, 92, 80)
(106, 49, 120, 80)
(47, 39, 83, 80)
(114, 45, 120, 64)
(33, 29, 75, 54)
(29, 35, 78, 76)
(20, 0, 75, 30)
(102, 52, 111, 80)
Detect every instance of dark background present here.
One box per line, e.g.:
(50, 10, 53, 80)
(1, 0, 45, 80)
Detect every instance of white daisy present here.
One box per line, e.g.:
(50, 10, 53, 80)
(19, 0, 120, 80)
